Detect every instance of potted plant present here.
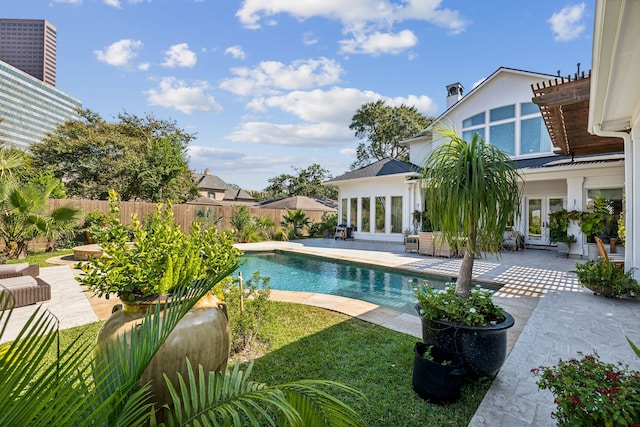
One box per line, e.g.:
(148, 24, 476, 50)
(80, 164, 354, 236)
(532, 343, 640, 425)
(412, 342, 466, 403)
(571, 258, 639, 297)
(416, 127, 520, 376)
(579, 196, 609, 259)
(79, 191, 242, 411)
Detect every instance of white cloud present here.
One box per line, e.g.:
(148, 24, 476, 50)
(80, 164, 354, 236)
(226, 121, 350, 146)
(104, 0, 121, 7)
(548, 3, 586, 42)
(162, 43, 197, 68)
(248, 87, 437, 123)
(339, 29, 418, 55)
(225, 45, 246, 60)
(137, 62, 150, 71)
(219, 57, 343, 96)
(94, 39, 143, 67)
(145, 77, 222, 114)
(228, 86, 436, 147)
(303, 32, 318, 46)
(236, 0, 467, 35)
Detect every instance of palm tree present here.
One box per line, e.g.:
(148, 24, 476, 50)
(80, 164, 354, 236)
(0, 272, 364, 426)
(0, 178, 80, 258)
(421, 128, 521, 297)
(281, 209, 311, 239)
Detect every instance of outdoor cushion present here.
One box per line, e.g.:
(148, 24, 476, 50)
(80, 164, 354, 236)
(0, 263, 40, 279)
(0, 275, 51, 308)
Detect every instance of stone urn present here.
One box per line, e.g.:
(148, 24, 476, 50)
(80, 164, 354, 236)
(95, 293, 230, 409)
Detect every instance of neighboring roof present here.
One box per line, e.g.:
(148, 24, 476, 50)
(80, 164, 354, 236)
(193, 173, 228, 190)
(531, 72, 624, 156)
(193, 172, 255, 202)
(325, 158, 420, 184)
(258, 196, 337, 211)
(224, 187, 254, 201)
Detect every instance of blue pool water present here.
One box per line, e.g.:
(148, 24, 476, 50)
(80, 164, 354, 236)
(236, 251, 459, 316)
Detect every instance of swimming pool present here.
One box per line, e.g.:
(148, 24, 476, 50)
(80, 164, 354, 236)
(236, 251, 462, 316)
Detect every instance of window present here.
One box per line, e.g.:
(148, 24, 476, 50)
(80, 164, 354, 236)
(350, 198, 358, 230)
(521, 117, 551, 154)
(391, 196, 402, 233)
(375, 197, 385, 233)
(490, 122, 515, 155)
(462, 128, 485, 142)
(462, 112, 485, 127)
(341, 198, 347, 225)
(520, 102, 539, 116)
(490, 105, 515, 122)
(361, 197, 370, 232)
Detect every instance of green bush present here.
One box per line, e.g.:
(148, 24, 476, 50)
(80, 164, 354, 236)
(572, 259, 639, 298)
(79, 192, 241, 301)
(215, 272, 272, 353)
(413, 282, 505, 326)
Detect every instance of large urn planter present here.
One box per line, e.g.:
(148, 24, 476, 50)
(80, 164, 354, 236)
(412, 342, 466, 404)
(415, 303, 514, 377)
(96, 293, 230, 408)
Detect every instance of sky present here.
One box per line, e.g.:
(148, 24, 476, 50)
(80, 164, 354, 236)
(5, 0, 594, 191)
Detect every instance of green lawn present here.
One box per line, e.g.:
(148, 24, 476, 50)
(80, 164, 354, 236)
(32, 301, 488, 426)
(4, 248, 73, 267)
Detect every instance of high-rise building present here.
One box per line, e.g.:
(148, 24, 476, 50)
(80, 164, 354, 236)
(0, 18, 57, 86)
(0, 60, 81, 149)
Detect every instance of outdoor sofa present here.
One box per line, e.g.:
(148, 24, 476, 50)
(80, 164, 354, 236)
(0, 263, 51, 308)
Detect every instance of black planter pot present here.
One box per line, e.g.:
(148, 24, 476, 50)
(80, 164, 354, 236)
(415, 303, 515, 377)
(412, 342, 466, 404)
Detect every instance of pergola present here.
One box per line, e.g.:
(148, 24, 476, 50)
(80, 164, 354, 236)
(531, 72, 625, 156)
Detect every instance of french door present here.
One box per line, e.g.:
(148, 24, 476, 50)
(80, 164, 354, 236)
(525, 197, 564, 246)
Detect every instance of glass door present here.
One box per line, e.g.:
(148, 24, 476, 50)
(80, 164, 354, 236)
(525, 197, 564, 246)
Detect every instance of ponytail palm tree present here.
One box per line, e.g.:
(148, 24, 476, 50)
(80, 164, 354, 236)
(421, 128, 522, 298)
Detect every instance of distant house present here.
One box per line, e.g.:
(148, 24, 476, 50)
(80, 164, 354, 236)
(193, 169, 255, 203)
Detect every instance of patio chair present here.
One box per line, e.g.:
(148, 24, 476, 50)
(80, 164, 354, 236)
(595, 237, 624, 268)
(0, 263, 40, 279)
(404, 234, 419, 253)
(0, 275, 51, 308)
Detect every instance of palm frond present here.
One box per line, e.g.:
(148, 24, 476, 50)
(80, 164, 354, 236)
(163, 359, 365, 427)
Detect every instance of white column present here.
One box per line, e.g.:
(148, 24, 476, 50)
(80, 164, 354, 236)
(566, 176, 585, 257)
(629, 125, 639, 278)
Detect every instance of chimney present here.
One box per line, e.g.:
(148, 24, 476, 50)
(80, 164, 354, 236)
(204, 168, 211, 175)
(446, 83, 464, 109)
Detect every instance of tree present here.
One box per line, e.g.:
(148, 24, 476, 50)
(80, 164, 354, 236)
(30, 109, 199, 203)
(421, 128, 521, 297)
(349, 100, 433, 169)
(281, 208, 311, 239)
(264, 164, 337, 199)
(0, 178, 80, 258)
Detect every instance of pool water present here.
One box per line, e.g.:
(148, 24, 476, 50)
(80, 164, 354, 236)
(236, 251, 456, 316)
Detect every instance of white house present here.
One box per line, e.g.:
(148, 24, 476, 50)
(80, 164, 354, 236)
(326, 67, 625, 258)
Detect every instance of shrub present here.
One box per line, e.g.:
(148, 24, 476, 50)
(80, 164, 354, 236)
(532, 351, 640, 425)
(413, 282, 505, 326)
(572, 259, 639, 298)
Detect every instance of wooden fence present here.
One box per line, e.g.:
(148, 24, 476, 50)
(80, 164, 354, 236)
(47, 199, 332, 233)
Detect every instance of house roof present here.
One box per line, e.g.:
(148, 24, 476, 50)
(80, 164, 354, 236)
(325, 158, 420, 184)
(515, 152, 624, 170)
(257, 196, 337, 211)
(431, 67, 558, 126)
(193, 174, 228, 191)
(531, 72, 624, 156)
